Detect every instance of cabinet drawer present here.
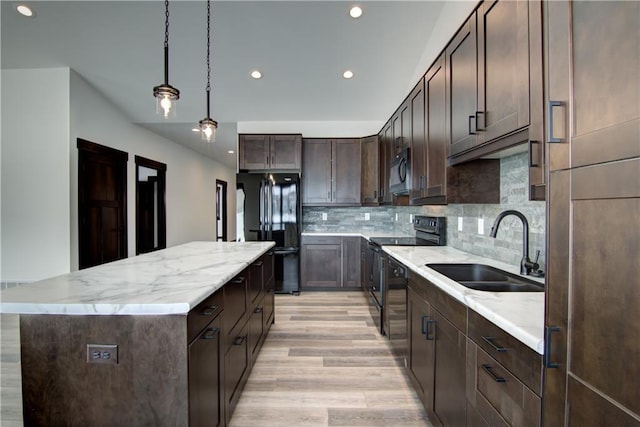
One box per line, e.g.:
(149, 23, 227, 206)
(301, 235, 341, 245)
(472, 344, 541, 427)
(188, 289, 224, 342)
(468, 309, 542, 395)
(223, 274, 248, 349)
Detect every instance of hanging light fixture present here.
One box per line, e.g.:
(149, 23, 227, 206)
(198, 0, 218, 142)
(153, 0, 180, 118)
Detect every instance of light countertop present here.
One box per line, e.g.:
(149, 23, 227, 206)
(0, 241, 275, 316)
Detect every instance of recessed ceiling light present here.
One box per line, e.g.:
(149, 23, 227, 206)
(228, 150, 235, 154)
(250, 70, 262, 79)
(16, 4, 35, 17)
(349, 6, 363, 19)
(343, 70, 354, 79)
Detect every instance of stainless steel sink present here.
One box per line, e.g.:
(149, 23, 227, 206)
(426, 263, 544, 292)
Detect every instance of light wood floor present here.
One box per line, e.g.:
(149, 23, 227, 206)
(229, 291, 432, 427)
(0, 292, 432, 427)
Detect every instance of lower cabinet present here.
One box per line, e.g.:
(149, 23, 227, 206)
(407, 271, 467, 427)
(300, 235, 362, 289)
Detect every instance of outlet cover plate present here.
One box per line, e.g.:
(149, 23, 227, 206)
(87, 344, 118, 365)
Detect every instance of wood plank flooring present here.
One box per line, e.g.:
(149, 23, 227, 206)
(229, 291, 432, 427)
(0, 292, 432, 427)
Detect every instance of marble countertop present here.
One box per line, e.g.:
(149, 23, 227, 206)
(382, 246, 545, 354)
(0, 241, 275, 316)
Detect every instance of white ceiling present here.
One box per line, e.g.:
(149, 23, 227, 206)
(1, 0, 477, 169)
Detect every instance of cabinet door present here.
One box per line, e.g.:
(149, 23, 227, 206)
(361, 136, 379, 205)
(446, 12, 479, 157)
(189, 316, 223, 427)
(223, 274, 248, 350)
(433, 310, 467, 427)
(409, 79, 426, 202)
(546, 1, 640, 171)
(425, 53, 447, 201)
(248, 258, 264, 309)
(341, 236, 361, 288)
(239, 135, 270, 170)
(380, 122, 393, 204)
(302, 139, 332, 205)
(333, 139, 361, 205)
(270, 135, 301, 170)
(477, 0, 530, 144)
(224, 324, 249, 423)
(300, 237, 342, 288)
(407, 287, 435, 413)
(248, 300, 265, 361)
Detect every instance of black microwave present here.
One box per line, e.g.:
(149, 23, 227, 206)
(389, 147, 410, 195)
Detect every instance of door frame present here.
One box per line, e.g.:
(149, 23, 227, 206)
(216, 179, 228, 241)
(135, 155, 167, 254)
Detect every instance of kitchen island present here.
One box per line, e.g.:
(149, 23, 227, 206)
(0, 241, 275, 426)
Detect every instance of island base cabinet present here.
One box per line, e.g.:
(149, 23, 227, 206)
(19, 314, 190, 426)
(224, 324, 250, 425)
(189, 316, 223, 427)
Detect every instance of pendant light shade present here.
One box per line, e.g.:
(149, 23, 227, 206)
(198, 0, 218, 142)
(153, 0, 179, 118)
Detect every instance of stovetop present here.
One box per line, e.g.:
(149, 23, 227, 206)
(369, 216, 446, 247)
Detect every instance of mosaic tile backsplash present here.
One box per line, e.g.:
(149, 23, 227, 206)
(303, 152, 546, 271)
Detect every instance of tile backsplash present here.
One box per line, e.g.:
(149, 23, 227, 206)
(303, 152, 546, 271)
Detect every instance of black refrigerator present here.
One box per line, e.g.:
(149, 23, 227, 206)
(236, 173, 300, 294)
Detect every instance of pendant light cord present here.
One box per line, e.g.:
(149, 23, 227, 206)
(206, 0, 211, 117)
(163, 0, 170, 85)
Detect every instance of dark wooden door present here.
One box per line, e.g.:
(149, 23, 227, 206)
(78, 139, 128, 269)
(341, 237, 361, 288)
(270, 135, 301, 170)
(239, 135, 269, 170)
(425, 53, 447, 202)
(409, 79, 426, 202)
(333, 139, 361, 205)
(477, 0, 530, 144)
(446, 12, 479, 157)
(407, 286, 435, 413)
(432, 310, 467, 427)
(302, 138, 332, 205)
(300, 239, 341, 288)
(188, 316, 222, 427)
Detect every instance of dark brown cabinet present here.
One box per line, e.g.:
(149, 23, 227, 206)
(543, 3, 639, 426)
(300, 235, 362, 289)
(238, 134, 302, 171)
(407, 271, 467, 426)
(409, 79, 426, 202)
(361, 135, 379, 205)
(379, 121, 393, 204)
(302, 138, 361, 206)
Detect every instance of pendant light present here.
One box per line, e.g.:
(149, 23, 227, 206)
(198, 0, 218, 142)
(153, 0, 180, 118)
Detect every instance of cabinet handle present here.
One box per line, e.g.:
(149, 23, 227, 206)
(333, 191, 336, 200)
(425, 319, 436, 341)
(475, 111, 485, 131)
(271, 155, 275, 165)
(468, 115, 477, 135)
(481, 336, 508, 353)
(544, 326, 561, 368)
(328, 191, 331, 199)
(233, 335, 247, 346)
(528, 140, 540, 167)
(254, 306, 263, 314)
(202, 327, 220, 340)
(266, 155, 269, 165)
(547, 101, 563, 143)
(231, 277, 245, 284)
(421, 315, 429, 335)
(254, 260, 264, 267)
(373, 190, 377, 199)
(481, 364, 506, 383)
(202, 305, 218, 316)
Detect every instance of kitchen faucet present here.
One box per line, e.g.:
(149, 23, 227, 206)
(489, 210, 540, 276)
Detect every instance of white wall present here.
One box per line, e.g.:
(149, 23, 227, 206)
(69, 71, 236, 271)
(1, 68, 71, 282)
(0, 68, 236, 282)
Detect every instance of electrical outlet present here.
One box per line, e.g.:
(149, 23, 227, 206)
(478, 218, 484, 235)
(87, 344, 118, 365)
(364, 212, 370, 221)
(409, 214, 414, 223)
(395, 213, 398, 222)
(458, 217, 464, 231)
(322, 213, 327, 221)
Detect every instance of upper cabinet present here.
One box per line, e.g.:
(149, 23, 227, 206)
(302, 138, 361, 206)
(379, 121, 393, 205)
(361, 135, 379, 206)
(238, 134, 302, 171)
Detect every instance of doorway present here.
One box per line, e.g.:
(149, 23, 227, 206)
(216, 180, 227, 241)
(135, 156, 167, 254)
(77, 139, 128, 269)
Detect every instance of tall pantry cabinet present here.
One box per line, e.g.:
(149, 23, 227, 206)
(543, 1, 640, 426)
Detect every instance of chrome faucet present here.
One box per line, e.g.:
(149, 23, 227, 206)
(489, 210, 540, 276)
